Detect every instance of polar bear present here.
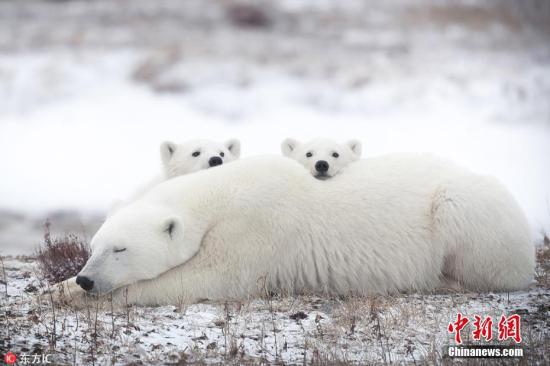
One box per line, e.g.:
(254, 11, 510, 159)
(66, 154, 534, 306)
(109, 139, 241, 214)
(281, 138, 361, 179)
(161, 139, 241, 178)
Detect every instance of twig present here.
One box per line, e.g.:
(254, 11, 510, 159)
(110, 294, 115, 339)
(259, 320, 265, 359)
(261, 275, 279, 361)
(302, 336, 308, 366)
(0, 255, 7, 298)
(0, 255, 11, 349)
(223, 302, 229, 358)
(93, 296, 100, 366)
(73, 306, 79, 366)
(44, 219, 52, 246)
(84, 295, 95, 366)
(46, 280, 57, 350)
(295, 311, 309, 365)
(124, 288, 130, 328)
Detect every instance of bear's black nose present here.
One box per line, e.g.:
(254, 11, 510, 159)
(76, 275, 94, 291)
(209, 156, 223, 167)
(315, 160, 329, 173)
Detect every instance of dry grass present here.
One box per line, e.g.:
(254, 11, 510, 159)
(35, 220, 90, 285)
(535, 234, 550, 288)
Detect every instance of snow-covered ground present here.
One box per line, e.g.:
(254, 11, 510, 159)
(1, 252, 549, 364)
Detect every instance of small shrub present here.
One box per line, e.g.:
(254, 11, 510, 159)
(36, 220, 91, 284)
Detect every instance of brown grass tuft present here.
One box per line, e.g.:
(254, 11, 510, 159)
(35, 220, 90, 284)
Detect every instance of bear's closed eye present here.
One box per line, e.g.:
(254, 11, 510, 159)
(114, 248, 127, 253)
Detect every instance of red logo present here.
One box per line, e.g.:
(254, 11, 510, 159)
(448, 312, 469, 344)
(472, 315, 493, 341)
(448, 313, 522, 344)
(498, 314, 522, 343)
(4, 352, 17, 365)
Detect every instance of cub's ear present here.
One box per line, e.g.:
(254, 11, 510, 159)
(281, 138, 299, 157)
(163, 216, 184, 240)
(347, 139, 362, 158)
(160, 141, 177, 165)
(225, 139, 241, 158)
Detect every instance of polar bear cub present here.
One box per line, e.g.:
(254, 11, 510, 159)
(161, 139, 241, 178)
(281, 138, 361, 179)
(117, 139, 240, 208)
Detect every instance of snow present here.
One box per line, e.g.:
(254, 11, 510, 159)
(2, 257, 549, 364)
(0, 48, 549, 244)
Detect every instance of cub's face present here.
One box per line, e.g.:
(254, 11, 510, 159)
(281, 138, 362, 179)
(161, 139, 241, 178)
(75, 205, 197, 294)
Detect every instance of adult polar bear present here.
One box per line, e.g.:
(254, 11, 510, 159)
(73, 154, 534, 305)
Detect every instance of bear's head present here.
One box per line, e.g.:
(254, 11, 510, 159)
(160, 139, 241, 178)
(75, 204, 197, 294)
(281, 138, 362, 179)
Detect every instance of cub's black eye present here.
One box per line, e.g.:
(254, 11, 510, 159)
(332, 152, 339, 158)
(192, 151, 200, 157)
(220, 152, 225, 157)
(114, 248, 127, 253)
(306, 152, 313, 158)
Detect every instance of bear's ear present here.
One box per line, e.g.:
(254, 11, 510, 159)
(225, 139, 241, 158)
(163, 216, 184, 241)
(347, 139, 362, 158)
(160, 141, 177, 165)
(281, 138, 299, 157)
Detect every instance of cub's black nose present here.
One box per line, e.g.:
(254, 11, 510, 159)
(209, 156, 223, 167)
(315, 160, 329, 173)
(76, 275, 94, 291)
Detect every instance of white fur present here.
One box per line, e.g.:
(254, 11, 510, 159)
(74, 154, 534, 305)
(161, 139, 240, 178)
(109, 139, 241, 214)
(281, 138, 361, 178)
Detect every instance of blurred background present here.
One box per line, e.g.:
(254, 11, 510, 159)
(0, 0, 549, 255)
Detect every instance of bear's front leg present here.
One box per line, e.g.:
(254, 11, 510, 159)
(110, 264, 257, 306)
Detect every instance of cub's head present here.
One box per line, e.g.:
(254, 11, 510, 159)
(281, 138, 362, 179)
(160, 139, 241, 178)
(75, 205, 198, 294)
